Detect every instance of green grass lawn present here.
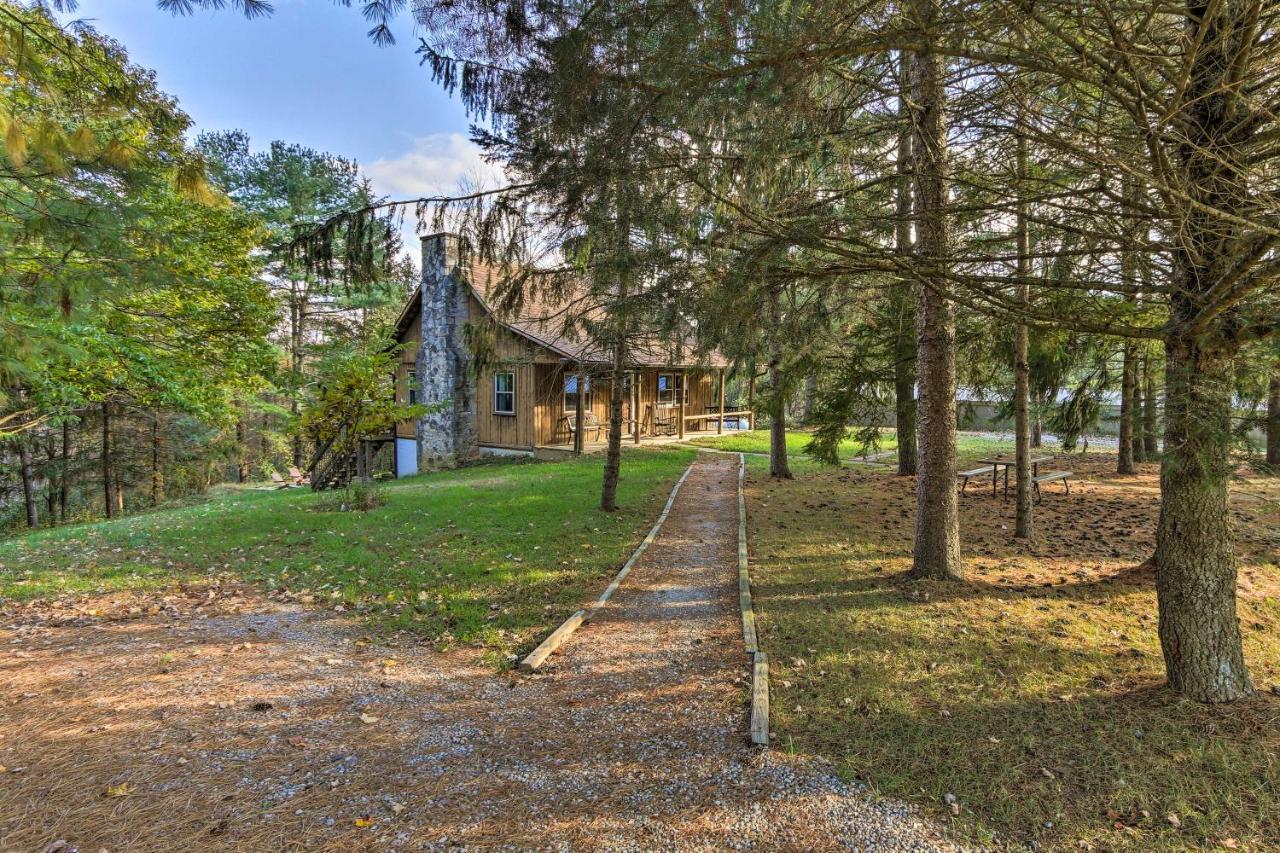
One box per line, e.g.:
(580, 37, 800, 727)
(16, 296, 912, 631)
(689, 427, 1042, 465)
(744, 455, 1280, 849)
(688, 428, 897, 459)
(0, 447, 695, 663)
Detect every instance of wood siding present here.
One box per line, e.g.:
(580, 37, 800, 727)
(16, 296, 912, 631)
(394, 319, 420, 439)
(475, 363, 536, 449)
(396, 288, 727, 451)
(468, 295, 547, 450)
(534, 363, 611, 446)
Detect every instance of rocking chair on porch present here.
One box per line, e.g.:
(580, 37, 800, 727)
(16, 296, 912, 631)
(647, 404, 678, 437)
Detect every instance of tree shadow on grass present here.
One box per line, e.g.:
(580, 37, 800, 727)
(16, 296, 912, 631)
(748, 446, 1280, 846)
(758, 559, 1154, 610)
(766, 614, 1280, 848)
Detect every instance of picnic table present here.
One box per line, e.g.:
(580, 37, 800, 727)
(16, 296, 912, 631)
(703, 404, 748, 430)
(976, 453, 1055, 497)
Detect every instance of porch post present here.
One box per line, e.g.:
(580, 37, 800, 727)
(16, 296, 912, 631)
(748, 372, 756, 430)
(573, 367, 585, 455)
(718, 369, 726, 435)
(678, 370, 686, 439)
(632, 371, 641, 445)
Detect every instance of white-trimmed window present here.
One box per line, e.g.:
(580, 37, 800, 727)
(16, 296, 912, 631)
(657, 373, 684, 405)
(407, 370, 418, 406)
(564, 375, 591, 412)
(494, 371, 516, 415)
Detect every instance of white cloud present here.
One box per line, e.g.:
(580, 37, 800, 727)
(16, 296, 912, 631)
(365, 133, 506, 201)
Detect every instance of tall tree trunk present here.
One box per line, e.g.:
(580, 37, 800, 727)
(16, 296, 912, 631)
(1152, 0, 1255, 702)
(101, 402, 114, 519)
(602, 215, 631, 511)
(113, 408, 125, 514)
(601, 347, 627, 511)
(1143, 350, 1160, 457)
(1013, 124, 1033, 539)
(1156, 338, 1251, 701)
(236, 416, 249, 483)
(60, 419, 70, 522)
(766, 288, 792, 480)
(1266, 371, 1280, 467)
(1118, 170, 1141, 474)
(893, 53, 918, 477)
(767, 357, 792, 480)
(1118, 343, 1137, 474)
(573, 369, 586, 455)
(259, 410, 270, 469)
(893, 326, 918, 476)
(1014, 326, 1033, 540)
(150, 412, 164, 505)
(45, 432, 57, 521)
(1132, 358, 1147, 463)
(908, 7, 961, 580)
(1031, 412, 1042, 448)
(290, 288, 305, 468)
(17, 436, 38, 528)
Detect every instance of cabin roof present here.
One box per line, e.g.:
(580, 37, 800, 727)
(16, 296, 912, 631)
(393, 254, 729, 370)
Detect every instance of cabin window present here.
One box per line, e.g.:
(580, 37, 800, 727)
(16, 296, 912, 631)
(407, 370, 418, 406)
(564, 375, 591, 412)
(657, 373, 684, 405)
(493, 372, 516, 415)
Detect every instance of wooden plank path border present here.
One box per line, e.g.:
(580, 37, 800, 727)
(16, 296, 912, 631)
(751, 651, 770, 746)
(519, 461, 697, 672)
(738, 454, 757, 653)
(738, 452, 770, 747)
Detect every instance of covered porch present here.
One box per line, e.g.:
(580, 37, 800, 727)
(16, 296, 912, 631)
(536, 420, 753, 458)
(536, 364, 755, 456)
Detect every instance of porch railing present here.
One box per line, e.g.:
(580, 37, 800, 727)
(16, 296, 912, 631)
(678, 409, 754, 438)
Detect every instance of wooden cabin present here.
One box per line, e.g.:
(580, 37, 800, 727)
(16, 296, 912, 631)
(390, 234, 750, 475)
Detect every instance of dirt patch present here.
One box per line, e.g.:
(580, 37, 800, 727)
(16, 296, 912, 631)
(764, 453, 1280, 596)
(1, 456, 947, 851)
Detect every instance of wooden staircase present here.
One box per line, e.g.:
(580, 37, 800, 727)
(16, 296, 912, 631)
(311, 450, 356, 491)
(307, 434, 348, 492)
(307, 431, 395, 491)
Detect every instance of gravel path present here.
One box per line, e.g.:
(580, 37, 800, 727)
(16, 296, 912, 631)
(0, 455, 948, 851)
(495, 454, 949, 851)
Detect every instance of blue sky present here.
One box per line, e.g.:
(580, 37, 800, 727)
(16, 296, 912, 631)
(63, 1, 502, 201)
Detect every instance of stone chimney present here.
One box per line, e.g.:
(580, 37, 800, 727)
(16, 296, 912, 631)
(416, 233, 478, 467)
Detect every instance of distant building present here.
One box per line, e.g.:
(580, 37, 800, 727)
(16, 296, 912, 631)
(390, 234, 740, 474)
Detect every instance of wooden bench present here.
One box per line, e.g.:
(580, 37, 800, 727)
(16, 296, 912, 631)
(564, 412, 603, 443)
(1032, 470, 1073, 501)
(958, 465, 994, 494)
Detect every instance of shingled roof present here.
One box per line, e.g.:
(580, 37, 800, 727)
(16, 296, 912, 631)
(393, 252, 729, 370)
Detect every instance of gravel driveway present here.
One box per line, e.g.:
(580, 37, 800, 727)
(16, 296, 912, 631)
(1, 455, 948, 851)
